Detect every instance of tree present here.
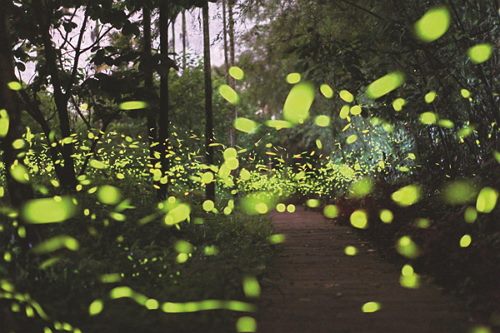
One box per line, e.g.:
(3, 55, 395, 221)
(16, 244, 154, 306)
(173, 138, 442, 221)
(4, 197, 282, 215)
(30, 0, 88, 189)
(238, 0, 499, 181)
(182, 10, 188, 71)
(0, 3, 33, 207)
(151, 0, 217, 199)
(202, 2, 216, 200)
(142, 2, 156, 161)
(158, 0, 172, 199)
(5, 1, 141, 190)
(227, 0, 237, 146)
(171, 16, 177, 61)
(222, 0, 230, 75)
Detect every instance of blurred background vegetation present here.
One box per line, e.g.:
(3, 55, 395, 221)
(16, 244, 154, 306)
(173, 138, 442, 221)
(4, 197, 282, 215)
(0, 0, 498, 332)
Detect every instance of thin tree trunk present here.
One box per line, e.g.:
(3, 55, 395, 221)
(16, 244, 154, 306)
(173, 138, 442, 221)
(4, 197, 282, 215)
(17, 88, 78, 185)
(33, 0, 77, 190)
(182, 11, 187, 71)
(0, 3, 33, 207)
(222, 0, 235, 146)
(222, 0, 230, 74)
(171, 17, 176, 62)
(228, 0, 237, 147)
(203, 3, 215, 201)
(158, 0, 170, 199)
(228, 0, 236, 67)
(143, 5, 156, 161)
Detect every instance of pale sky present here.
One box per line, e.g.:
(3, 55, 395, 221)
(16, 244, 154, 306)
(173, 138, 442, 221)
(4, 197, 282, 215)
(19, 3, 248, 83)
(172, 3, 249, 67)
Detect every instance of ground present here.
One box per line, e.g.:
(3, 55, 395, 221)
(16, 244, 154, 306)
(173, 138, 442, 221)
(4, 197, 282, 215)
(257, 207, 471, 333)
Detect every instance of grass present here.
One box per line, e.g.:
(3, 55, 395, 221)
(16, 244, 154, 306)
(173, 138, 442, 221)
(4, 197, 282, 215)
(1, 186, 275, 333)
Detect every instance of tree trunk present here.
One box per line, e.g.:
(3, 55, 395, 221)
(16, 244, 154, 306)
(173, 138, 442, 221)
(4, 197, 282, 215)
(171, 16, 176, 62)
(228, 0, 237, 147)
(228, 0, 236, 68)
(222, 0, 235, 146)
(222, 0, 230, 74)
(143, 5, 156, 161)
(203, 3, 215, 201)
(158, 0, 170, 199)
(33, 0, 77, 190)
(0, 2, 40, 254)
(0, 3, 33, 207)
(182, 11, 187, 71)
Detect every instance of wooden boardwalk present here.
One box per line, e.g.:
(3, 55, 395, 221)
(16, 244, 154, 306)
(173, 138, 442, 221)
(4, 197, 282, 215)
(257, 207, 471, 333)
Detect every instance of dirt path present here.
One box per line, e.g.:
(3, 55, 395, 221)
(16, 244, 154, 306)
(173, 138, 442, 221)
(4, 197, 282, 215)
(257, 207, 470, 333)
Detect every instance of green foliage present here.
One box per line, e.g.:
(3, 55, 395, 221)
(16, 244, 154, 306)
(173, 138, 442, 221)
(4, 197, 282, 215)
(0, 0, 498, 331)
(239, 0, 499, 179)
